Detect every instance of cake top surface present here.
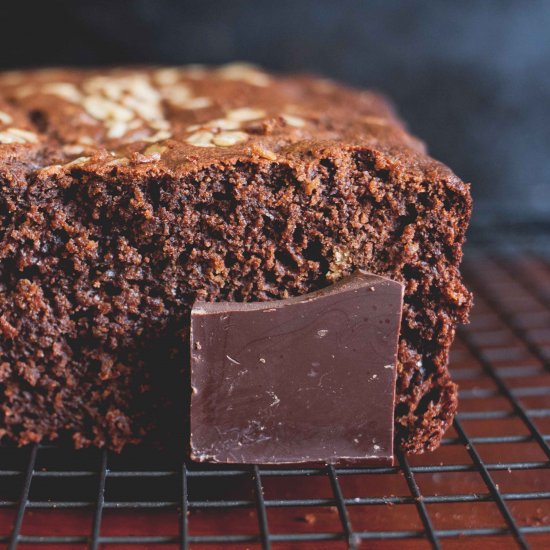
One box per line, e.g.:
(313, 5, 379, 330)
(0, 63, 460, 184)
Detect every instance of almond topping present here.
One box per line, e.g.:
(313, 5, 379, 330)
(41, 82, 82, 103)
(217, 63, 270, 87)
(142, 130, 172, 143)
(163, 84, 192, 105)
(106, 120, 129, 139)
(62, 144, 86, 155)
(83, 96, 134, 122)
(0, 111, 13, 125)
(281, 114, 306, 128)
(212, 131, 248, 147)
(227, 107, 266, 122)
(153, 68, 181, 86)
(181, 96, 212, 110)
(105, 157, 130, 166)
(363, 116, 389, 126)
(186, 131, 215, 147)
(0, 128, 38, 144)
(144, 143, 168, 156)
(65, 156, 91, 167)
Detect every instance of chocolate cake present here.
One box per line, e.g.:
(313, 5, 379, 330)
(0, 64, 472, 454)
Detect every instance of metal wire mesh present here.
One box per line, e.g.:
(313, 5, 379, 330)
(0, 242, 549, 549)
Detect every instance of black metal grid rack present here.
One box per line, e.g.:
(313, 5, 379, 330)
(1, 240, 550, 549)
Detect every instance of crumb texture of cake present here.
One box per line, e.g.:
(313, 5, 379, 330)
(0, 64, 472, 453)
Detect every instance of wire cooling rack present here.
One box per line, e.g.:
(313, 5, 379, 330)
(1, 240, 549, 550)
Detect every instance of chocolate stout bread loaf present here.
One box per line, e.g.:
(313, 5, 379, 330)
(0, 64, 472, 453)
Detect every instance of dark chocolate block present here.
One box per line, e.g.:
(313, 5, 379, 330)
(0, 64, 471, 453)
(190, 272, 403, 465)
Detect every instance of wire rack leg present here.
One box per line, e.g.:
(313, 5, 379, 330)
(396, 447, 441, 550)
(8, 443, 38, 550)
(89, 448, 108, 550)
(327, 464, 359, 550)
(179, 461, 189, 550)
(453, 418, 530, 549)
(252, 465, 271, 550)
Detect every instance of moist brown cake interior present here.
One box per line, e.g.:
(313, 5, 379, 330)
(0, 64, 472, 453)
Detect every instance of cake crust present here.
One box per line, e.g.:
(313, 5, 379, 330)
(0, 64, 472, 453)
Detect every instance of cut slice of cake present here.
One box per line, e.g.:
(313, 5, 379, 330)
(0, 64, 471, 453)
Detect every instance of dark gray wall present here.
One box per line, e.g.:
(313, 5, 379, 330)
(1, 0, 549, 227)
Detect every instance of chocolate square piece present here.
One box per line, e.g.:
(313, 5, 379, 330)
(190, 271, 404, 465)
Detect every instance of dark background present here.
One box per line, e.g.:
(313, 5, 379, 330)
(1, 0, 549, 229)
